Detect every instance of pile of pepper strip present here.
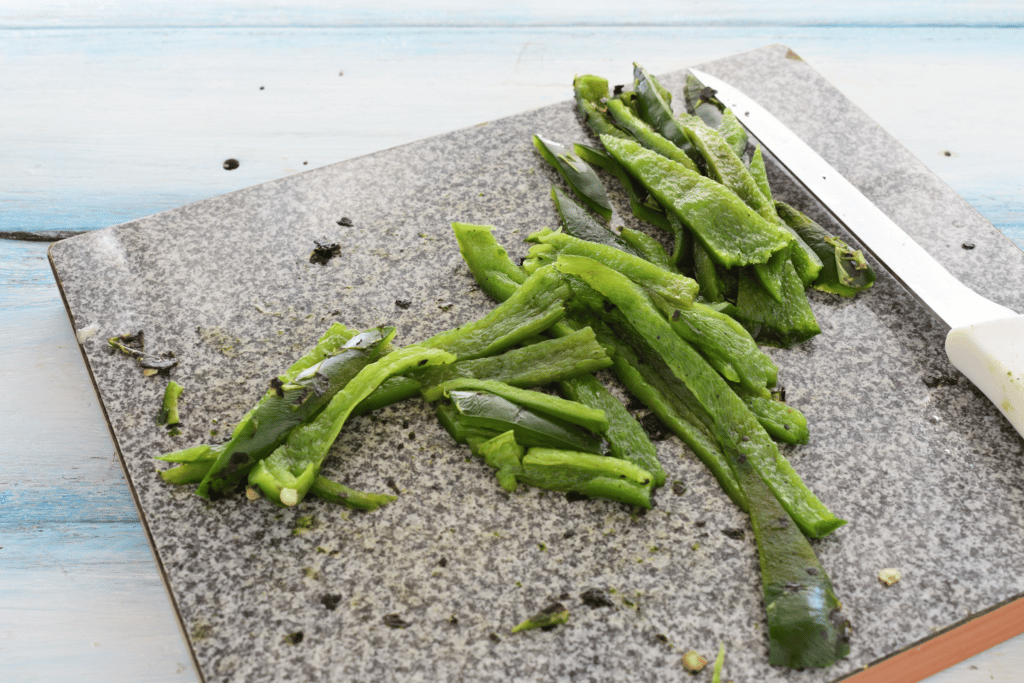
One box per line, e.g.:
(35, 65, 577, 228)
(446, 63, 865, 669)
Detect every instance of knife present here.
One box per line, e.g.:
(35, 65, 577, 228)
(688, 68, 1024, 439)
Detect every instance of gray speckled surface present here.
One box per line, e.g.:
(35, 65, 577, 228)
(49, 45, 1024, 682)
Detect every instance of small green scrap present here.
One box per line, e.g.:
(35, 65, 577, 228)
(511, 602, 569, 633)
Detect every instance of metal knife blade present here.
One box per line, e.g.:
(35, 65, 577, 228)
(688, 67, 1024, 438)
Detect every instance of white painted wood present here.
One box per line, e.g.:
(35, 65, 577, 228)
(2, 5, 1023, 681)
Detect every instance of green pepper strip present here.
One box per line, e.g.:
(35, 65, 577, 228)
(475, 430, 525, 492)
(774, 201, 876, 297)
(352, 262, 570, 416)
(436, 378, 609, 434)
(556, 255, 844, 538)
(632, 63, 700, 161)
(738, 393, 809, 445)
(600, 135, 792, 268)
(606, 97, 699, 172)
(193, 326, 396, 498)
(684, 73, 749, 160)
(524, 230, 777, 396)
(447, 390, 604, 455)
(682, 120, 822, 291)
(549, 186, 649, 261)
(249, 346, 456, 507)
(524, 230, 698, 310)
(308, 476, 396, 510)
(519, 447, 653, 509)
(730, 435, 851, 667)
(572, 142, 671, 232)
(415, 327, 613, 402)
(159, 380, 184, 432)
(157, 322, 365, 492)
(573, 74, 630, 142)
(733, 256, 822, 349)
(584, 312, 745, 510)
(533, 135, 613, 222)
(451, 224, 666, 487)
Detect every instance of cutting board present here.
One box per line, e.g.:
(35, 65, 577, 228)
(48, 44, 1024, 682)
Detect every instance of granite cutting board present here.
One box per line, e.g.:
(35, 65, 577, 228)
(48, 44, 1024, 682)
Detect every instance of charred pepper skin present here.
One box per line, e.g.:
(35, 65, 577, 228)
(533, 135, 613, 222)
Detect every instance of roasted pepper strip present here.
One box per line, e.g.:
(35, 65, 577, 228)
(733, 256, 822, 349)
(573, 142, 671, 232)
(533, 135, 613, 221)
(445, 390, 604, 455)
(774, 201, 876, 297)
(524, 229, 698, 310)
(451, 223, 526, 302)
(605, 97, 699, 172)
(452, 224, 666, 487)
(519, 447, 654, 509)
(475, 430, 526, 492)
(585, 311, 746, 510)
(435, 378, 609, 434)
(600, 135, 792, 268)
(353, 261, 570, 416)
(573, 74, 630, 142)
(684, 73, 749, 160)
(549, 186, 649, 261)
(730, 443, 851, 667)
(738, 393, 810, 445)
(632, 63, 699, 162)
(308, 476, 396, 510)
(196, 326, 394, 498)
(556, 368, 665, 487)
(682, 120, 822, 290)
(249, 346, 456, 507)
(556, 255, 844, 538)
(416, 327, 613, 402)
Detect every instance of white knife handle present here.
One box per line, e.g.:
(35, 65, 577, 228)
(946, 316, 1024, 439)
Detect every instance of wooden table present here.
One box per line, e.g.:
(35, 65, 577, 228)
(2, 3, 1022, 681)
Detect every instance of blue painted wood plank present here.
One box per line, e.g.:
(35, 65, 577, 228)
(2, 26, 1021, 243)
(1, 0, 1021, 28)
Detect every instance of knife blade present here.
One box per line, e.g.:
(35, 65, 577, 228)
(688, 67, 1024, 439)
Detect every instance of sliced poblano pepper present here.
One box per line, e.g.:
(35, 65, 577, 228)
(436, 378, 609, 434)
(555, 255, 844, 538)
(533, 135, 613, 221)
(549, 186, 649, 262)
(684, 73, 749, 160)
(738, 392, 810, 445)
(682, 120, 822, 291)
(249, 345, 456, 507)
(774, 201, 876, 297)
(573, 74, 630, 142)
(451, 224, 666, 488)
(600, 134, 792, 268)
(450, 222, 526, 302)
(524, 229, 698, 310)
(446, 390, 604, 455)
(519, 447, 654, 509)
(415, 326, 613, 402)
(188, 325, 395, 498)
(730, 443, 851, 668)
(572, 142, 671, 232)
(632, 63, 701, 165)
(605, 97, 699, 172)
(475, 430, 526, 492)
(733, 257, 822, 349)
